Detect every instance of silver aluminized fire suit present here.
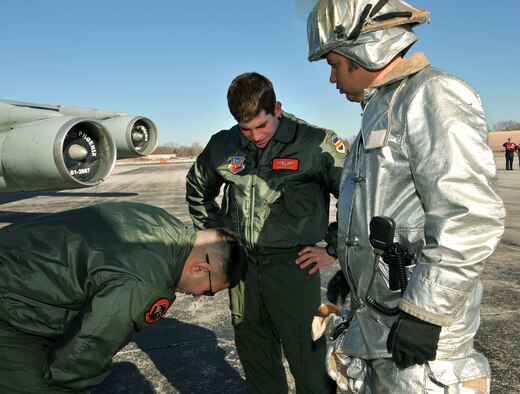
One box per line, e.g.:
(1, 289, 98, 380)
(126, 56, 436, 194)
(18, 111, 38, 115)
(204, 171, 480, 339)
(334, 52, 505, 392)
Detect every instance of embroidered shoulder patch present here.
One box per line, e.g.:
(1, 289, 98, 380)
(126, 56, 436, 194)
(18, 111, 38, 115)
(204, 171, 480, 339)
(272, 158, 299, 171)
(145, 298, 171, 324)
(228, 156, 246, 174)
(328, 132, 346, 154)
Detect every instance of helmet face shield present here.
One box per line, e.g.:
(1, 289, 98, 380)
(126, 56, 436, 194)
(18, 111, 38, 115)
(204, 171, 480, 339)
(307, 0, 429, 69)
(331, 26, 418, 70)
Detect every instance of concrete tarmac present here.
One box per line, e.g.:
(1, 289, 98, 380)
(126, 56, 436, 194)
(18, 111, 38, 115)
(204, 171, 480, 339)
(0, 156, 518, 393)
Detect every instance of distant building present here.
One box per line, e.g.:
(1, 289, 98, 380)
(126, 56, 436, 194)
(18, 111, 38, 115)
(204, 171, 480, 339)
(488, 130, 520, 152)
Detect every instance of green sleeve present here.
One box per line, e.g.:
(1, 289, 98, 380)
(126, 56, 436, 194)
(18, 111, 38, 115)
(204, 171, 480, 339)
(186, 146, 225, 230)
(43, 278, 153, 391)
(320, 129, 348, 199)
(321, 130, 348, 248)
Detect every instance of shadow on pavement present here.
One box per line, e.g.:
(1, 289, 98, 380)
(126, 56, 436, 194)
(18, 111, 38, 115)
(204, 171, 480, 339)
(94, 318, 247, 394)
(93, 362, 156, 394)
(0, 191, 138, 205)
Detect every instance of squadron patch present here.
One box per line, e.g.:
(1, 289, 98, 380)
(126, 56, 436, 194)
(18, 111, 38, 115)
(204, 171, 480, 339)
(329, 132, 346, 154)
(145, 298, 171, 324)
(272, 158, 299, 171)
(228, 156, 246, 174)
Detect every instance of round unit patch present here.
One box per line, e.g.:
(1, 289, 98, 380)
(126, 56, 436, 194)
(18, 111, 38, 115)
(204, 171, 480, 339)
(145, 298, 171, 324)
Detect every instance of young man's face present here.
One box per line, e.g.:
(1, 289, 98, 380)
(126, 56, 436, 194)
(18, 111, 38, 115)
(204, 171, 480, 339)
(326, 52, 376, 103)
(176, 269, 229, 298)
(238, 102, 282, 149)
(191, 275, 229, 298)
(176, 252, 230, 298)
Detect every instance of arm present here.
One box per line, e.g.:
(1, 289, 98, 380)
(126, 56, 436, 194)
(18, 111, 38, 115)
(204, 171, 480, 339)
(321, 130, 347, 251)
(186, 142, 224, 230)
(295, 131, 347, 274)
(295, 245, 336, 274)
(399, 76, 505, 326)
(43, 278, 154, 391)
(320, 129, 348, 200)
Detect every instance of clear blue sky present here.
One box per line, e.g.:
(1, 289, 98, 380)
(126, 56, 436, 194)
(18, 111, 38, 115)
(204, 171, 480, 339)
(1, 1, 519, 146)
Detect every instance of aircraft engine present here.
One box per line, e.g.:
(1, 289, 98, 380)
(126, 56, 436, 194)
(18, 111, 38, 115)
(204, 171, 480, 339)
(0, 116, 116, 192)
(99, 115, 158, 159)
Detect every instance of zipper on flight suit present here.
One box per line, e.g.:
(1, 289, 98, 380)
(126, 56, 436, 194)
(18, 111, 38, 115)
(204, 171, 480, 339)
(247, 149, 259, 250)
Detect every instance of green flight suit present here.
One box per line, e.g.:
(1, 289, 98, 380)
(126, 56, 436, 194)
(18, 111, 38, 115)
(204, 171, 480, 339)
(0, 202, 195, 393)
(186, 112, 347, 393)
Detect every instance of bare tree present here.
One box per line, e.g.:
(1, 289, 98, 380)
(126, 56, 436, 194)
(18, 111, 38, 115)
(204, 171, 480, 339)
(152, 142, 204, 158)
(491, 120, 520, 131)
(153, 142, 179, 154)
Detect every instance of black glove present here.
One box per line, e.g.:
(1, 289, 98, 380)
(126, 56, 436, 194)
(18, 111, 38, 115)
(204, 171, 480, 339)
(386, 312, 441, 369)
(326, 270, 350, 305)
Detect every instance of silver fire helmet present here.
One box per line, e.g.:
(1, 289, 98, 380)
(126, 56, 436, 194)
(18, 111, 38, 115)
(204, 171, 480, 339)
(307, 0, 430, 70)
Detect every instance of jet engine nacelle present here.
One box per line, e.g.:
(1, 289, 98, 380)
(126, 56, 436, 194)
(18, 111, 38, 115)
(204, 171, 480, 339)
(0, 114, 116, 192)
(0, 100, 159, 159)
(98, 115, 157, 159)
(0, 99, 160, 193)
(54, 105, 158, 158)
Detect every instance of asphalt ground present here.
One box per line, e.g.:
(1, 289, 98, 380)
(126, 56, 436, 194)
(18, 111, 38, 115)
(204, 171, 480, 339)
(0, 155, 518, 394)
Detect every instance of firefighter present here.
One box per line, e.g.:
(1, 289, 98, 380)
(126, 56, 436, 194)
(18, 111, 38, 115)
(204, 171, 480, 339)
(306, 0, 505, 392)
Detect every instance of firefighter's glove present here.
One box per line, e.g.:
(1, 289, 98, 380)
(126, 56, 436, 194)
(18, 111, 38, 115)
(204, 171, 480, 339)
(326, 270, 350, 305)
(386, 312, 441, 369)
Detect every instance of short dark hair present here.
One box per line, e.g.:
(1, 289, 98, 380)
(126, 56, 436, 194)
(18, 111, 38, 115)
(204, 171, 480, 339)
(227, 72, 277, 122)
(214, 228, 247, 287)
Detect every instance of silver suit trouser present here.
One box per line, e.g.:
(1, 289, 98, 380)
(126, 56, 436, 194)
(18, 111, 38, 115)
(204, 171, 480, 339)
(335, 351, 490, 394)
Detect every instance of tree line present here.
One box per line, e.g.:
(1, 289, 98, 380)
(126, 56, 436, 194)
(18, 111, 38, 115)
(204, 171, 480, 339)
(153, 142, 204, 157)
(154, 136, 354, 156)
(153, 121, 519, 156)
(490, 120, 520, 131)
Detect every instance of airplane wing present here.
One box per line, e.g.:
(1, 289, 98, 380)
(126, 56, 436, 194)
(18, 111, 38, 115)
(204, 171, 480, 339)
(0, 100, 158, 193)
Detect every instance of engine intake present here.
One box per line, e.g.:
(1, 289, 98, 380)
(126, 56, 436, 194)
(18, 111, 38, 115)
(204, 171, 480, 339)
(0, 116, 116, 192)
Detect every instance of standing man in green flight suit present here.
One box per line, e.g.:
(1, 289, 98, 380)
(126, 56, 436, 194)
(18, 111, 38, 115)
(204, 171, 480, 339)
(0, 201, 247, 394)
(186, 72, 347, 393)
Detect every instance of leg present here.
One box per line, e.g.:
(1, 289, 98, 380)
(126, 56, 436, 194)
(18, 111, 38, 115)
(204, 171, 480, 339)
(234, 318, 287, 394)
(229, 280, 246, 327)
(363, 352, 490, 394)
(231, 261, 288, 394)
(0, 321, 64, 393)
(261, 251, 333, 394)
(364, 359, 436, 394)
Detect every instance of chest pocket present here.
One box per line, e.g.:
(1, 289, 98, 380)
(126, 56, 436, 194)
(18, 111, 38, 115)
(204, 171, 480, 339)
(362, 79, 408, 151)
(364, 129, 389, 150)
(0, 290, 81, 337)
(283, 183, 323, 217)
(263, 182, 327, 247)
